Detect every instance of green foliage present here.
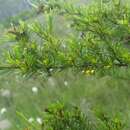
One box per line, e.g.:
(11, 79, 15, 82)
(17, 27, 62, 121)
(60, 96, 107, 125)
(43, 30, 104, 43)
(0, 1, 130, 130)
(42, 102, 125, 130)
(1, 68, 130, 130)
(97, 112, 125, 130)
(42, 102, 95, 130)
(24, 101, 125, 130)
(1, 0, 130, 77)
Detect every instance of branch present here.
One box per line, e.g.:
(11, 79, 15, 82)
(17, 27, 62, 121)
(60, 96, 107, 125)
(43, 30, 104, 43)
(0, 65, 19, 70)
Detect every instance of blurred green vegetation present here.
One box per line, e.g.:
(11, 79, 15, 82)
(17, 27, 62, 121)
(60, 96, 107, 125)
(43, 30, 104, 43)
(0, 11, 35, 29)
(0, 68, 130, 130)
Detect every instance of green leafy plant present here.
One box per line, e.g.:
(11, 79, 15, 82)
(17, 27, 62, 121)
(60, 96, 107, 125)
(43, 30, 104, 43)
(23, 102, 125, 130)
(1, 0, 130, 77)
(97, 113, 125, 130)
(41, 102, 96, 130)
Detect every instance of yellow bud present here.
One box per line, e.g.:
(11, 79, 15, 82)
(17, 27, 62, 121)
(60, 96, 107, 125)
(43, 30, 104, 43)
(91, 69, 95, 74)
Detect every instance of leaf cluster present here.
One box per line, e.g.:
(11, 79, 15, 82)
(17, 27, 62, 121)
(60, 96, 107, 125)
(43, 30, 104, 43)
(1, 0, 130, 76)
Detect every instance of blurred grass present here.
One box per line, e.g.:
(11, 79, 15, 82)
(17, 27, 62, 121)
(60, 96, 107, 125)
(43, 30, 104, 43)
(0, 68, 130, 129)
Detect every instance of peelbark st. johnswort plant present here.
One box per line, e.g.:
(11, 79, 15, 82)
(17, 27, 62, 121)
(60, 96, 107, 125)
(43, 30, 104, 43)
(0, 0, 130, 76)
